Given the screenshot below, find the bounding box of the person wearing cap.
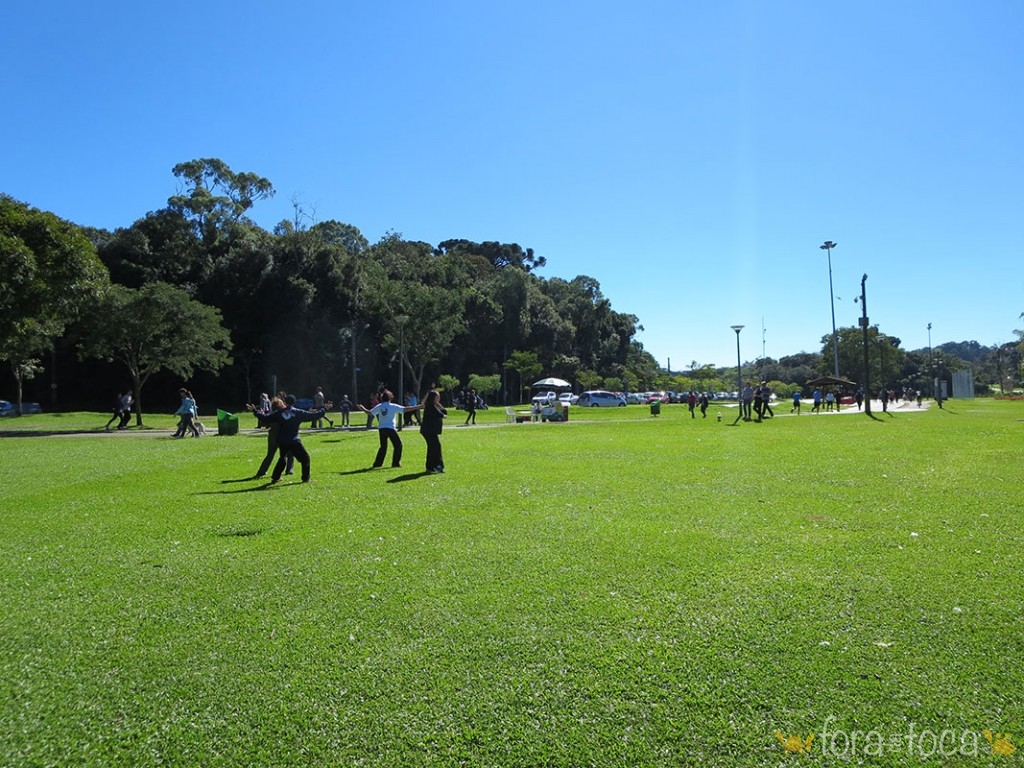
[254,394,326,483]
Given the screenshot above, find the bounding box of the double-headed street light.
[820,240,839,378]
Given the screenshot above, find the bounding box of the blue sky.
[3,1,1021,367]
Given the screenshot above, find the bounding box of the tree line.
[1,159,662,420]
[2,158,1021,419]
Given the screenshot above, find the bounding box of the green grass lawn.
[1,400,1021,766]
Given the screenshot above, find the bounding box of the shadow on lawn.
[196,482,279,495]
[387,471,434,483]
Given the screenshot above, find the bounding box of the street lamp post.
[350,322,369,405]
[820,241,839,378]
[927,322,933,397]
[397,315,409,429]
[858,274,871,415]
[731,325,744,417]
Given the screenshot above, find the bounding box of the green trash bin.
[650,401,661,416]
[217,408,239,436]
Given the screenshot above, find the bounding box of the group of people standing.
[740,381,774,422]
[244,386,449,483]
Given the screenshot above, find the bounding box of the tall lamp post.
[731,325,744,411]
[350,322,369,406]
[927,322,933,397]
[820,240,839,378]
[397,315,409,429]
[858,274,871,415]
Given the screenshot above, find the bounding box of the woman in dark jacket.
[419,390,448,473]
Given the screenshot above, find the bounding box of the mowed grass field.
[1,400,1021,767]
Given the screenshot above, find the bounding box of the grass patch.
[1,401,1021,766]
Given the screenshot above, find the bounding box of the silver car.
[578,390,626,407]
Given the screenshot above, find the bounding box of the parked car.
[647,391,671,404]
[532,391,557,406]
[0,399,42,416]
[577,390,626,407]
[625,392,647,404]
[558,392,579,406]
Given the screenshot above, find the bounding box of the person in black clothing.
[464,389,478,425]
[247,396,294,479]
[104,392,123,431]
[254,394,325,483]
[419,389,448,473]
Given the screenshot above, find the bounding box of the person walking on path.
[791,390,802,415]
[811,388,822,414]
[117,390,134,429]
[760,382,774,419]
[464,389,478,425]
[419,389,448,473]
[247,396,295,479]
[104,392,124,431]
[699,392,709,418]
[358,389,423,468]
[254,394,325,483]
[741,383,754,421]
[173,389,201,438]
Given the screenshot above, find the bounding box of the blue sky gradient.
[3,1,1021,366]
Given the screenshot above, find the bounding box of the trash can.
[217,408,239,436]
[563,404,569,422]
[650,401,661,416]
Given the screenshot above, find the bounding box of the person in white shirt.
[358,389,422,468]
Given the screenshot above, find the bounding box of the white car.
[577,390,626,407]
[532,391,557,406]
[558,393,579,406]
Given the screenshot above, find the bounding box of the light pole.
[397,315,409,429]
[820,241,839,378]
[731,325,744,414]
[350,322,369,405]
[858,274,871,415]
[927,322,933,397]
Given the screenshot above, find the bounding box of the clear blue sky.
[4,1,1021,367]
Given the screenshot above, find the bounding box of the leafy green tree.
[436,374,461,404]
[505,350,542,403]
[576,368,602,391]
[0,195,109,413]
[78,282,232,425]
[167,158,275,248]
[366,234,468,398]
[1016,314,1024,372]
[436,239,546,272]
[467,374,501,403]
[603,376,623,392]
[821,326,907,386]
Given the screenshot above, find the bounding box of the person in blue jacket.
[255,394,326,483]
